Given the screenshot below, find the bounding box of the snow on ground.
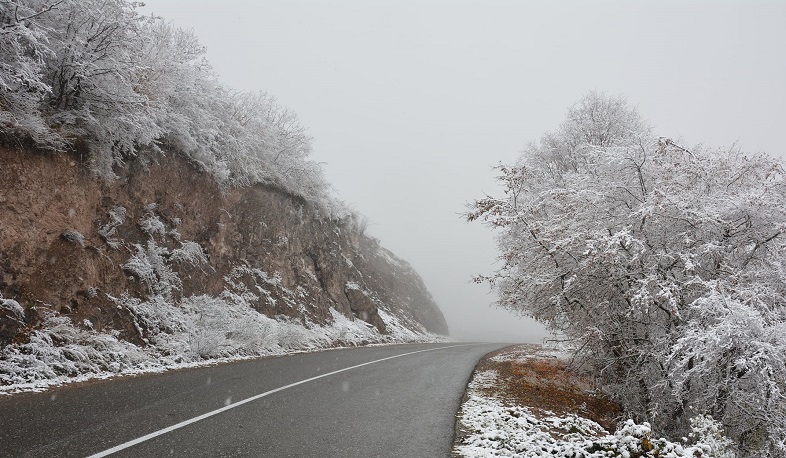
[454,348,734,458]
[0,226,448,394]
[487,341,579,365]
[0,293,445,395]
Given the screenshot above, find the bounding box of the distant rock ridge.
[0,146,447,388]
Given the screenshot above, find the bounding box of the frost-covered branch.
[0,0,354,220]
[468,92,786,457]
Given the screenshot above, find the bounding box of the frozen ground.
[0,295,445,395]
[453,346,734,458]
[0,220,446,394]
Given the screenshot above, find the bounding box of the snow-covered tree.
[135,18,233,179]
[40,0,162,177]
[0,0,349,219]
[468,92,786,457]
[0,0,62,145]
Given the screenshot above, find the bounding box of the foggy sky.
[141,1,786,343]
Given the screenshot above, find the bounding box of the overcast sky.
[141,1,785,343]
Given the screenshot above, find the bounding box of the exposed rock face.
[0,146,448,350]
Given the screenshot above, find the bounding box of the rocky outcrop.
[0,146,448,354]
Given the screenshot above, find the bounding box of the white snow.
[97,205,126,249]
[1,298,25,319]
[0,299,446,395]
[0,234,447,394]
[138,213,166,236]
[0,197,451,394]
[170,241,208,266]
[454,353,734,458]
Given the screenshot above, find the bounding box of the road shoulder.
[452,344,733,457]
[452,344,622,457]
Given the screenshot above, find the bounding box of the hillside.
[0,0,447,391]
[0,145,448,391]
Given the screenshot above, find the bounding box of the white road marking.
[87,344,470,457]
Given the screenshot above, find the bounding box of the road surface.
[0,342,507,457]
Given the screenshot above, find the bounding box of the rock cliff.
[0,146,448,388]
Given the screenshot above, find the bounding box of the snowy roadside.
[0,336,447,396]
[0,298,447,395]
[453,345,733,458]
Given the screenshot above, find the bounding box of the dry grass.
[474,345,622,432]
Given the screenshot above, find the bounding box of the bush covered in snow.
[0,308,152,386]
[0,213,443,393]
[0,297,24,320]
[468,92,786,456]
[0,285,442,393]
[0,292,442,393]
[455,369,734,458]
[0,0,351,219]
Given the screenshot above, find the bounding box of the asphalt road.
[0,342,507,457]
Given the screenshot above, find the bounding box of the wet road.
[0,342,507,457]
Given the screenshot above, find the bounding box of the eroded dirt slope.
[0,146,448,349]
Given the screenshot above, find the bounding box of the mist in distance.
[141,0,785,342]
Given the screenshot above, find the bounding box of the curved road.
[0,342,507,457]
